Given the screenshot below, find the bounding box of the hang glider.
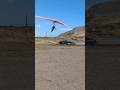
[35,16,68,32]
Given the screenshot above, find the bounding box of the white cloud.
[35,25,41,28]
[59,27,72,31]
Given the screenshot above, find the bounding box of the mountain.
[0,26,34,43]
[58,27,85,41]
[87,1,120,25]
[86,1,120,44]
[86,1,120,37]
[35,26,85,45]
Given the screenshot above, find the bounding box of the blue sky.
[35,0,85,37]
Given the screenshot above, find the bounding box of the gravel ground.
[35,45,85,90]
[86,46,120,90]
[0,43,34,90]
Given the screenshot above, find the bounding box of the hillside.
[0,26,34,44]
[58,27,85,40]
[86,1,120,44]
[0,26,85,45]
[86,1,120,37]
[36,27,85,45]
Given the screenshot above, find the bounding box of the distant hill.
[86,1,120,37]
[87,1,120,25]
[0,26,34,43]
[57,27,85,41]
[86,1,120,44]
[36,26,85,45]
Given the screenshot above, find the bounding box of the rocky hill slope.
[86,1,120,37]
[86,1,120,44]
[36,27,85,45]
[58,27,85,40]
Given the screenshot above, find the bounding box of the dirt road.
[35,45,85,90]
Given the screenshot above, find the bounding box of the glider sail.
[35,16,67,27]
[35,16,68,32]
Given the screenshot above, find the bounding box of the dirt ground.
[0,43,34,90]
[35,45,85,90]
[86,46,120,90]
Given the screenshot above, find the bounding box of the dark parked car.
[58,40,76,46]
[85,37,97,45]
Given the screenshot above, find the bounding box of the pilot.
[51,25,56,32]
